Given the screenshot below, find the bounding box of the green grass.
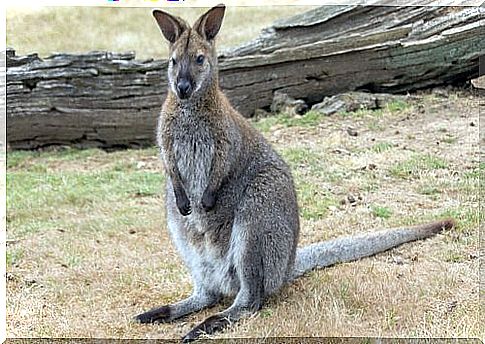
[385,308,399,330]
[281,147,324,173]
[462,162,485,180]
[338,100,411,132]
[7,6,314,59]
[8,170,164,237]
[7,149,164,238]
[253,111,324,133]
[259,308,273,318]
[371,142,393,153]
[444,251,465,263]
[6,248,24,268]
[298,180,337,220]
[279,146,347,184]
[385,100,410,113]
[371,205,392,219]
[389,154,448,179]
[440,136,457,144]
[267,146,339,220]
[338,99,411,118]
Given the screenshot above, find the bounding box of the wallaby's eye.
[171,57,177,65]
[196,55,205,65]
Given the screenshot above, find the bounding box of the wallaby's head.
[153,4,226,100]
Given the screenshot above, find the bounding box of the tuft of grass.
[371,142,393,153]
[297,180,336,221]
[65,254,83,268]
[444,251,465,263]
[7,150,38,169]
[280,147,325,177]
[252,116,281,133]
[440,136,457,144]
[385,100,410,113]
[253,111,324,133]
[259,308,273,318]
[371,205,393,219]
[367,120,385,132]
[389,154,448,179]
[462,162,485,180]
[329,100,409,136]
[385,308,399,330]
[6,248,24,268]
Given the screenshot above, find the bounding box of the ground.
[6,88,482,339]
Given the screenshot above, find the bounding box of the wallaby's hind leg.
[182,171,297,341]
[182,225,265,341]
[134,288,221,324]
[182,263,264,342]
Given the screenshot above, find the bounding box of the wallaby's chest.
[169,111,214,200]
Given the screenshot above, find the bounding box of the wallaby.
[134,4,455,341]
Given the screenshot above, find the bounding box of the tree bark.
[6,5,484,149]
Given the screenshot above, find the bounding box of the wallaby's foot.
[135,292,222,326]
[134,305,171,324]
[175,189,191,216]
[182,314,230,342]
[201,188,217,211]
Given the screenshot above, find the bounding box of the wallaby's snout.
[174,53,196,99]
[152,4,226,101]
[176,77,193,99]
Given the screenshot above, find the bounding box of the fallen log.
[6,5,484,149]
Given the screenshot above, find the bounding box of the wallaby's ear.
[152,9,189,44]
[194,4,226,41]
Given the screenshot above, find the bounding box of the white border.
[1,0,6,340]
[4,0,484,7]
[2,0,482,341]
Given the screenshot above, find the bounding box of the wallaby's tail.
[290,219,455,281]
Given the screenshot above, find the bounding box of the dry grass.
[6,89,482,339]
[6,5,314,59]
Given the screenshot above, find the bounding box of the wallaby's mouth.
[177,91,192,100]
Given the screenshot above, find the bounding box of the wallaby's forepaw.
[178,201,192,216]
[182,314,229,342]
[134,305,171,324]
[175,191,192,216]
[201,188,216,211]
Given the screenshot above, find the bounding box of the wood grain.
[6,5,484,149]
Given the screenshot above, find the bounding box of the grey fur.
[135,4,455,341]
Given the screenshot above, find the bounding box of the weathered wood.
[6,6,484,149]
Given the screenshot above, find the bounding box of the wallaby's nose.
[177,80,192,99]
